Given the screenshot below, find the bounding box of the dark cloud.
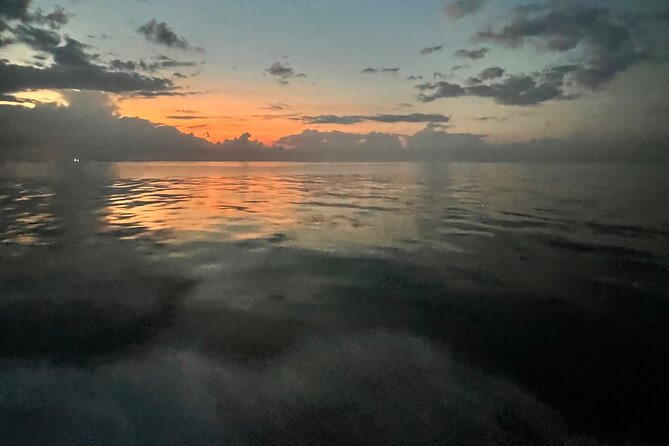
[478,66,505,80]
[0,0,31,20]
[11,23,60,51]
[137,19,202,52]
[413,4,664,106]
[107,56,198,77]
[2,19,177,96]
[0,0,70,28]
[420,44,443,55]
[406,75,423,81]
[361,67,399,74]
[110,59,137,71]
[51,37,95,66]
[0,91,211,161]
[444,0,489,20]
[415,81,465,99]
[454,47,489,60]
[475,3,654,88]
[303,113,449,125]
[416,72,574,106]
[0,59,174,94]
[265,62,306,85]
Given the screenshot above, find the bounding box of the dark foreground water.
[1,162,668,445]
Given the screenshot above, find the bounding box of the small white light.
[73,158,80,163]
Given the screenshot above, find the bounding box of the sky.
[0,0,668,160]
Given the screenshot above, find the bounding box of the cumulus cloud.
[454,47,489,60]
[265,61,306,85]
[474,3,658,89]
[417,74,575,106]
[0,14,178,96]
[444,0,489,20]
[137,19,202,52]
[302,113,450,125]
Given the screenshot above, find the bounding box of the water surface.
[1,162,668,444]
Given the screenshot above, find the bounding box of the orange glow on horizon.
[116,94,439,145]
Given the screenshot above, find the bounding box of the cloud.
[260,102,291,111]
[0,91,212,161]
[302,113,449,125]
[137,19,202,52]
[406,75,423,81]
[110,56,197,73]
[0,0,31,20]
[478,66,505,80]
[474,3,657,89]
[444,0,489,20]
[265,62,306,85]
[1,21,177,96]
[417,3,666,107]
[0,58,174,95]
[165,115,213,120]
[420,44,443,55]
[0,0,70,28]
[416,71,575,106]
[0,90,665,162]
[361,67,400,74]
[454,47,489,60]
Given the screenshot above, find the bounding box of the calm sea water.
[1,162,668,444]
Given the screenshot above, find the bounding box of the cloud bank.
[1,91,666,162]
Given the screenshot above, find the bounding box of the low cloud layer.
[0,92,666,162]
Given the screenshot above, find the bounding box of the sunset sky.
[1,0,668,151]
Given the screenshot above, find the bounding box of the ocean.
[1,162,668,444]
